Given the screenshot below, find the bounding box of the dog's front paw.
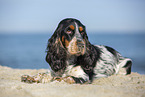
[21,75,37,83]
[51,77,63,82]
[51,76,75,84]
[63,76,75,84]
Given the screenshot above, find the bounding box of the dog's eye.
[66,30,72,34]
[81,32,84,35]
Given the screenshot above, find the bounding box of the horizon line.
[0,30,145,34]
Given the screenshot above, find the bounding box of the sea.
[0,32,145,74]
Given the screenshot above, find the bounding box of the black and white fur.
[57,45,132,83]
[21,18,132,84]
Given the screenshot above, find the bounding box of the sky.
[0,0,145,33]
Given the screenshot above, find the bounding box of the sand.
[0,65,145,97]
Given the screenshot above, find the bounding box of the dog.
[21,18,132,84]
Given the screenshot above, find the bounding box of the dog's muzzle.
[67,37,86,55]
[76,39,85,53]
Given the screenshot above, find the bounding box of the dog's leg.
[117,58,132,75]
[63,65,89,84]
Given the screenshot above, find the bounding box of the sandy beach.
[0,65,145,97]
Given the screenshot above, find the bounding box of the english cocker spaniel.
[21,18,132,84]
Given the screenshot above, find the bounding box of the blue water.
[0,32,145,74]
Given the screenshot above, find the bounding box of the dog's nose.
[76,39,84,46]
[76,39,85,54]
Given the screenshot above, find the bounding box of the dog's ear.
[45,23,67,73]
[82,26,90,46]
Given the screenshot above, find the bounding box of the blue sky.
[0,0,145,33]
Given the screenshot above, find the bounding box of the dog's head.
[49,18,89,56]
[60,18,88,55]
[46,18,90,72]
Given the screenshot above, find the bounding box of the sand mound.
[0,65,145,97]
